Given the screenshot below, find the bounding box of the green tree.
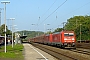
[53,28,63,33]
[0,24,11,36]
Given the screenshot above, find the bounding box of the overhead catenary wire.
[36,0,57,31]
[51,1,90,31]
[38,0,67,26]
[62,1,90,18]
[37,0,57,23]
[41,0,57,18]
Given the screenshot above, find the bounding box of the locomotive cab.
[61,31,76,48]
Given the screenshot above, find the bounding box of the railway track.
[76,43,90,49]
[32,43,77,60]
[31,43,90,60]
[68,48,90,55]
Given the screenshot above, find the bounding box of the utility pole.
[1,1,10,53]
[0,8,3,26]
[62,22,66,30]
[76,19,77,29]
[80,24,82,43]
[10,18,15,48]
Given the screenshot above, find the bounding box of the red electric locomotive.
[52,31,76,48]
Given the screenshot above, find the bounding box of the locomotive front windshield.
[64,33,74,36]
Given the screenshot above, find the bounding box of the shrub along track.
[31,43,90,60]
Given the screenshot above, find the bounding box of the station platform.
[23,43,57,60]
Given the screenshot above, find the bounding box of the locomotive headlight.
[72,38,74,40]
[64,38,67,40]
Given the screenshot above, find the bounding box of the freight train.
[28,30,76,48]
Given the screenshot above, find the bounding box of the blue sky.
[0,0,90,32]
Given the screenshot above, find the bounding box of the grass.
[0,44,24,60]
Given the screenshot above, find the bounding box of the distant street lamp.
[1,1,10,53]
[44,24,50,34]
[14,26,18,45]
[31,24,35,25]
[10,18,15,48]
[31,24,39,36]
